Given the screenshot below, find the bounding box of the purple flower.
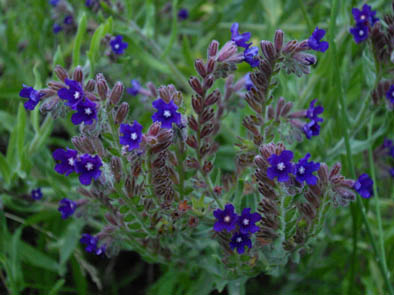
[75,154,103,186]
[231,23,251,49]
[49,0,59,6]
[213,203,238,232]
[53,148,78,176]
[53,23,62,34]
[31,188,43,200]
[19,85,44,111]
[390,168,394,178]
[80,234,106,255]
[267,150,295,182]
[244,73,254,91]
[385,85,394,105]
[352,4,379,26]
[85,0,95,7]
[58,198,77,219]
[350,23,369,44]
[238,208,261,234]
[389,146,394,158]
[63,15,73,25]
[353,173,374,199]
[58,79,84,109]
[127,79,141,96]
[294,153,320,186]
[308,27,329,53]
[71,99,97,126]
[152,98,182,129]
[303,120,321,139]
[178,8,189,20]
[383,138,393,148]
[244,45,259,68]
[119,121,143,151]
[306,99,324,122]
[229,232,252,254]
[110,35,128,55]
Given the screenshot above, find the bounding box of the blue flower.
[85,0,95,7]
[178,8,189,20]
[230,23,251,49]
[49,0,59,6]
[53,148,78,176]
[152,98,182,129]
[127,79,141,96]
[244,73,254,91]
[31,188,43,200]
[386,85,394,105]
[63,15,73,25]
[267,150,295,182]
[294,153,320,186]
[390,168,394,178]
[58,198,77,219]
[229,232,252,254]
[80,234,106,255]
[119,121,143,151]
[110,35,128,55]
[353,173,373,199]
[58,79,84,109]
[308,27,329,52]
[75,154,103,186]
[244,45,259,68]
[19,85,44,111]
[350,23,369,44]
[71,99,98,126]
[352,4,379,26]
[53,23,62,34]
[303,120,321,139]
[238,208,261,234]
[213,203,238,232]
[306,99,324,122]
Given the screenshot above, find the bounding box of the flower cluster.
[19,85,45,111]
[353,173,374,199]
[350,4,379,43]
[231,23,259,68]
[58,198,77,219]
[213,204,261,254]
[303,99,324,139]
[80,234,106,255]
[307,27,329,52]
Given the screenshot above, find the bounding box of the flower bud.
[274,30,284,54]
[73,66,83,83]
[217,41,237,62]
[48,81,65,91]
[185,157,200,169]
[206,58,216,75]
[203,75,214,90]
[85,79,96,92]
[110,156,122,183]
[115,102,129,125]
[110,81,124,105]
[191,96,204,114]
[54,65,68,82]
[146,82,157,98]
[208,40,219,57]
[195,59,207,78]
[186,135,198,149]
[97,75,109,101]
[202,160,213,174]
[205,89,220,106]
[189,76,204,96]
[260,41,276,60]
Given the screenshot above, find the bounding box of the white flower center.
[85,162,94,171]
[359,30,364,36]
[298,166,305,174]
[236,237,242,243]
[360,15,366,20]
[277,162,285,171]
[391,91,394,98]
[163,110,172,118]
[131,132,137,140]
[224,216,231,223]
[68,158,75,166]
[84,108,92,115]
[114,43,120,49]
[242,218,249,225]
[74,92,80,99]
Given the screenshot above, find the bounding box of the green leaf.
[48,279,65,295]
[72,13,87,68]
[59,219,84,271]
[20,241,60,273]
[0,152,11,186]
[53,45,65,68]
[16,103,27,164]
[88,17,112,74]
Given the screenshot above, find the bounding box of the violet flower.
[63,15,73,25]
[213,203,238,232]
[53,148,78,176]
[80,233,106,255]
[353,173,374,199]
[306,99,324,122]
[49,0,59,6]
[308,27,329,52]
[178,8,189,20]
[53,23,62,34]
[244,73,254,91]
[119,121,143,151]
[229,232,252,254]
[58,198,77,219]
[31,188,43,200]
[390,168,394,178]
[19,85,44,111]
[303,120,321,139]
[238,208,261,234]
[75,154,103,185]
[386,85,394,105]
[127,79,141,96]
[244,45,259,68]
[58,79,85,109]
[352,4,379,26]
[231,22,252,49]
[350,23,369,44]
[110,35,128,55]
[294,153,320,186]
[267,150,295,182]
[71,99,97,126]
[152,98,182,129]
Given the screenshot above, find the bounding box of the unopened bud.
[260,41,276,60]
[110,156,122,183]
[115,102,129,124]
[195,59,207,78]
[97,76,109,101]
[73,66,83,83]
[54,65,68,82]
[85,79,96,92]
[110,81,124,105]
[189,76,204,96]
[208,40,219,57]
[274,30,284,54]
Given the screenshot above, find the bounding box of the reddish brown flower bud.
[203,75,214,90]
[110,156,122,183]
[188,216,199,227]
[267,105,275,120]
[73,66,83,83]
[48,81,65,91]
[329,162,342,179]
[110,81,124,105]
[146,82,157,98]
[281,102,293,117]
[208,40,219,57]
[202,160,213,174]
[274,30,284,54]
[206,58,216,75]
[260,41,276,60]
[205,89,220,106]
[148,122,161,136]
[115,102,129,125]
[187,115,199,131]
[186,135,198,149]
[97,76,109,101]
[85,79,96,92]
[91,137,105,158]
[275,97,285,120]
[200,124,213,139]
[54,65,68,82]
[191,96,204,114]
[189,77,204,96]
[214,186,223,195]
[195,59,207,78]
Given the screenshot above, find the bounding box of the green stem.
[367,113,393,295]
[297,0,313,33]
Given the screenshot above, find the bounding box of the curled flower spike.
[53,148,78,176]
[308,27,329,52]
[350,23,369,44]
[119,121,143,151]
[213,203,238,232]
[58,198,77,219]
[230,232,252,254]
[244,45,259,68]
[127,79,141,96]
[294,153,320,186]
[267,150,295,182]
[19,85,44,111]
[352,4,379,26]
[306,99,324,122]
[75,154,103,185]
[71,99,97,126]
[110,35,128,55]
[80,233,106,255]
[31,188,43,200]
[353,173,374,199]
[386,85,394,105]
[238,208,261,234]
[231,22,252,49]
[152,98,182,129]
[58,79,85,110]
